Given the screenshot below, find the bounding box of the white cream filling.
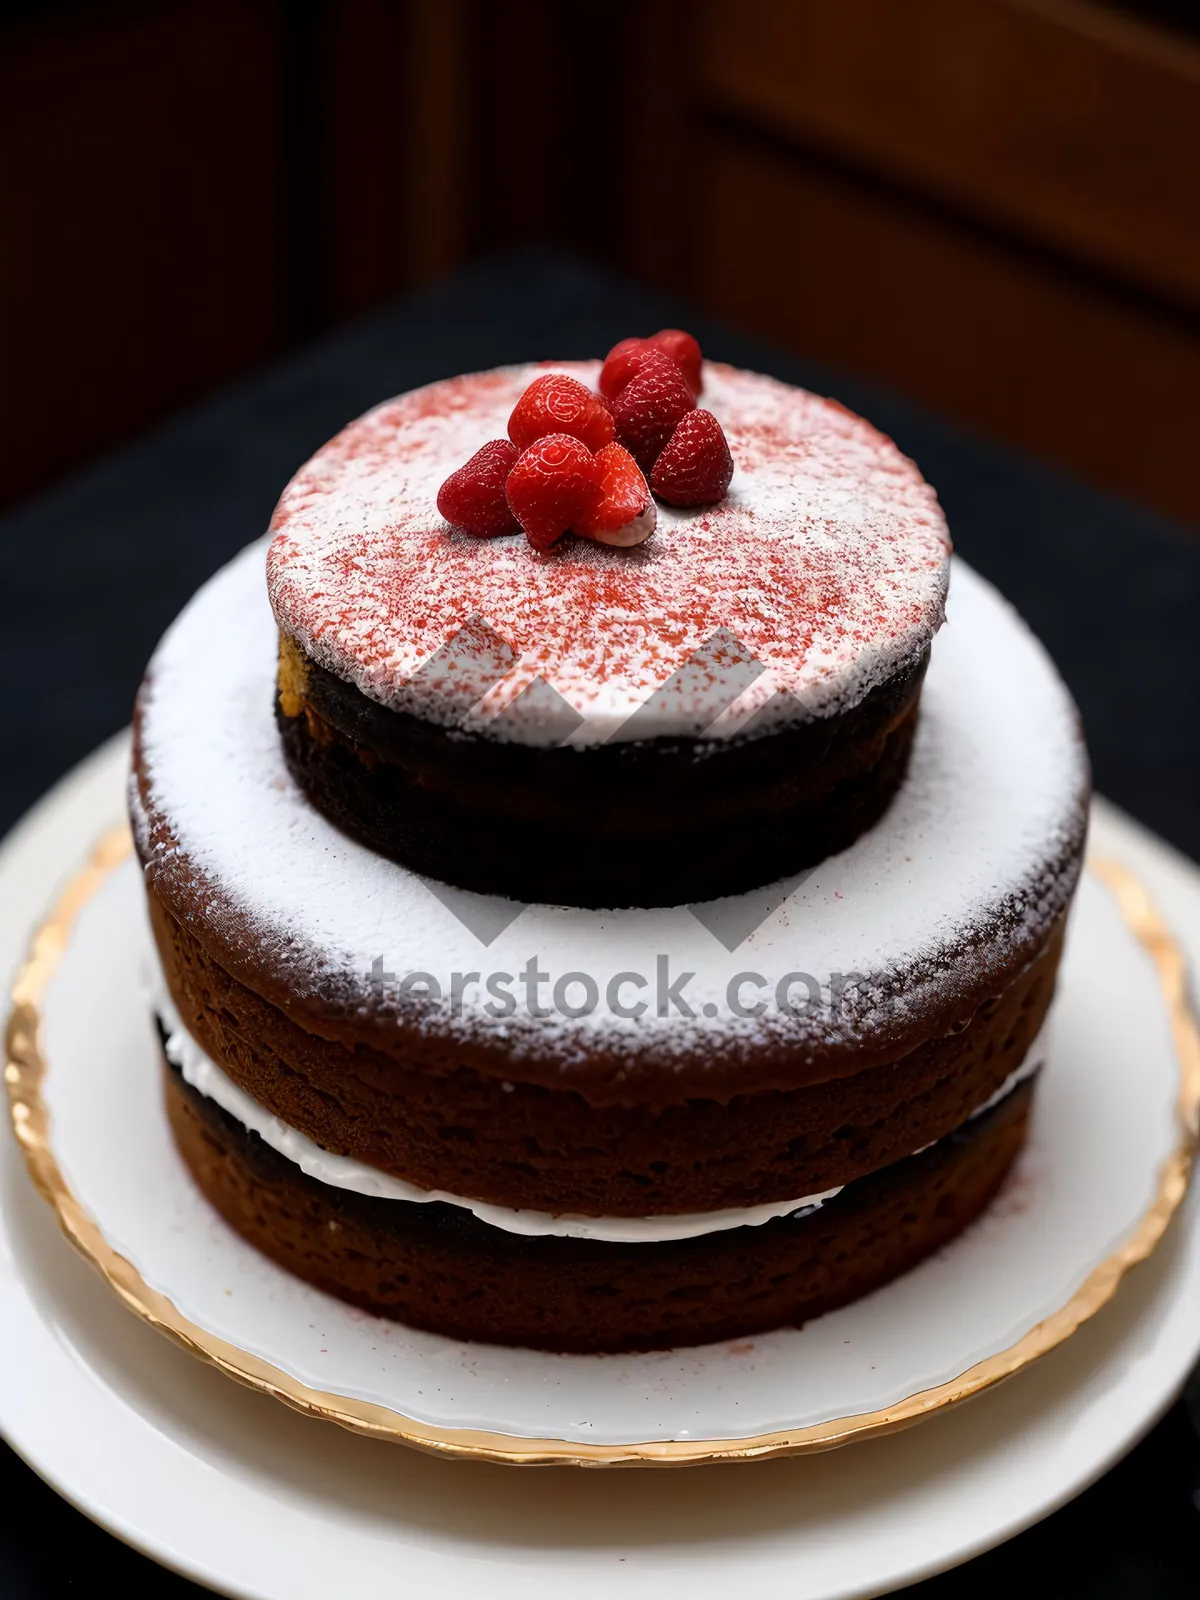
[971,1036,1046,1119]
[153,976,1047,1245]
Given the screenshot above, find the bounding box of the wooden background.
[3,0,1198,524]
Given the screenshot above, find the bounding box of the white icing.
[266,362,950,745]
[153,977,1047,1243]
[134,541,1086,1083]
[971,1037,1046,1118]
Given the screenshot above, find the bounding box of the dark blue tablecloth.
[2,251,1198,1595]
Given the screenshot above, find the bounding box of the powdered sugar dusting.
[133,542,1087,1096]
[266,363,950,744]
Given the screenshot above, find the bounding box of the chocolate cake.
[131,346,1089,1353]
[267,363,946,907]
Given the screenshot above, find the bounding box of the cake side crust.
[274,636,927,906]
[149,881,1062,1215]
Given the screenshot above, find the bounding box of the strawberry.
[436,439,520,537]
[598,337,651,401]
[508,372,614,454]
[505,434,604,550]
[650,410,733,507]
[611,350,696,469]
[600,329,704,400]
[647,328,703,396]
[574,443,656,547]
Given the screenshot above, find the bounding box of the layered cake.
[131,333,1089,1352]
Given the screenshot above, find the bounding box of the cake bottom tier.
[165,1055,1033,1354]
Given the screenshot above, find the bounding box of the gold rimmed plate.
[6,828,1200,1467]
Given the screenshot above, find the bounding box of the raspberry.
[648,328,703,396]
[436,439,520,537]
[650,410,733,507]
[505,434,604,550]
[611,350,696,468]
[574,443,656,547]
[508,372,614,454]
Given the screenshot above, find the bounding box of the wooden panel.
[2,0,1194,524]
[697,0,1200,309]
[328,0,469,316]
[463,0,672,270]
[698,133,1200,522]
[621,0,704,289]
[405,0,469,287]
[0,2,286,508]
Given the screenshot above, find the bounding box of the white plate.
[3,736,1200,1597]
[23,839,1188,1453]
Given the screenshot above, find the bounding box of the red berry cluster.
[436,328,734,552]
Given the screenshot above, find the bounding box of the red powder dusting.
[267,362,950,742]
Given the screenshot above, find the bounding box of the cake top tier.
[267,362,951,746]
